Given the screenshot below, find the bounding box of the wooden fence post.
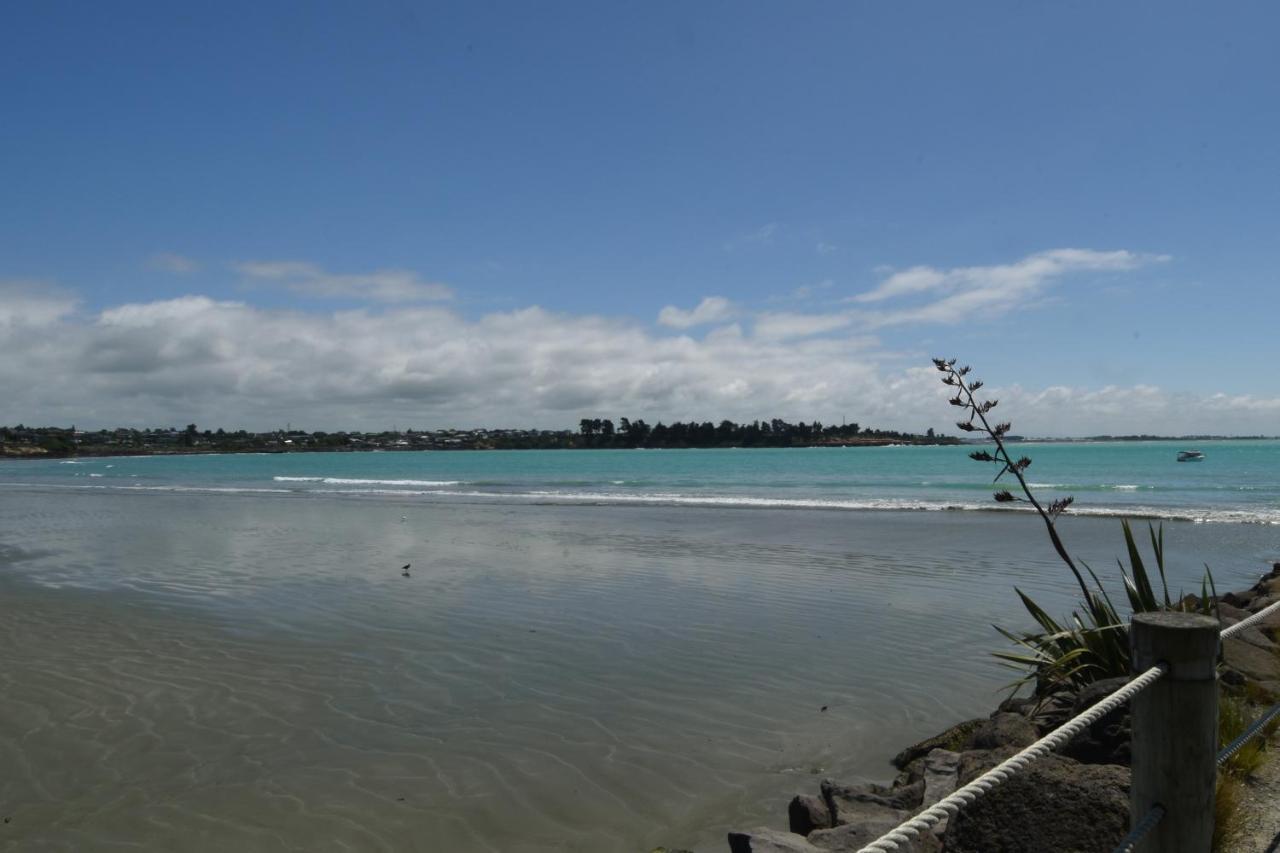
[1130,611,1219,852]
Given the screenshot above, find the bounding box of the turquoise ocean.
[0,441,1276,851]
[10,439,1280,524]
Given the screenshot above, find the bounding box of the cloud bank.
[850,249,1169,326]
[1,274,1276,435]
[657,296,733,328]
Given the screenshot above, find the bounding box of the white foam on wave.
[311,486,1280,525]
[272,476,462,486]
[3,480,1277,525]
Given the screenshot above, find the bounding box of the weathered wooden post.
[1130,611,1219,852]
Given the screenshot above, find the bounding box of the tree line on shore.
[0,418,957,456]
[570,417,955,448]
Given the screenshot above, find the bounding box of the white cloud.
[235,260,453,303]
[1,247,1269,435]
[657,296,733,328]
[848,249,1169,326]
[0,281,78,328]
[0,287,1274,436]
[148,252,200,274]
[753,311,854,341]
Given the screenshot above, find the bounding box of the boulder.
[788,794,832,836]
[955,746,1020,786]
[918,749,962,837]
[995,695,1038,717]
[1221,589,1256,609]
[1223,634,1280,684]
[1218,602,1278,646]
[970,713,1038,751]
[941,754,1129,852]
[822,779,922,824]
[808,817,940,852]
[728,828,822,853]
[892,719,984,769]
[1027,691,1076,735]
[1061,676,1132,765]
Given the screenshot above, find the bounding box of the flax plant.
[933,358,1217,694]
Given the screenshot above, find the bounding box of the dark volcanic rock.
[955,746,1020,786]
[921,749,961,806]
[996,695,1038,717]
[728,827,821,852]
[808,818,942,852]
[970,713,1038,750]
[892,719,984,769]
[941,754,1129,853]
[821,778,923,822]
[1223,634,1280,684]
[788,794,832,836]
[1027,690,1076,734]
[1061,676,1132,765]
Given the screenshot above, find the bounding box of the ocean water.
[0,443,1277,852]
[9,439,1280,524]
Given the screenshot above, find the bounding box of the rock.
[1222,590,1256,609]
[807,815,939,852]
[919,749,962,836]
[995,695,1038,717]
[1254,680,1280,700]
[970,713,1038,750]
[922,749,961,806]
[892,719,984,768]
[955,746,1020,786]
[1061,676,1132,765]
[894,755,928,789]
[1218,602,1278,646]
[941,754,1129,852]
[788,794,832,836]
[1027,691,1075,734]
[1223,634,1280,684]
[822,779,923,823]
[728,827,823,853]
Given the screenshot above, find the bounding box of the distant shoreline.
[1,437,959,460]
[4,433,1279,461]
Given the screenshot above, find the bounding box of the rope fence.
[854,664,1167,853]
[854,593,1280,853]
[1220,596,1280,639]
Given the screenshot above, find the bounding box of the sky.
[2,1,1278,436]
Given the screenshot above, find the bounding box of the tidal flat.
[0,486,1275,852]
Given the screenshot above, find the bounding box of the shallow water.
[0,466,1276,851]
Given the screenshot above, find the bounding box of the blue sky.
[2,2,1277,433]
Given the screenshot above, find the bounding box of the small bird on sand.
[400,515,407,522]
[401,563,411,577]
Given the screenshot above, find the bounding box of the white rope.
[855,663,1167,853]
[853,593,1276,852]
[1219,596,1280,640]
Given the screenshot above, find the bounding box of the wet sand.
[0,489,1274,851]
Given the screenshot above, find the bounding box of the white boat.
[1177,450,1204,462]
